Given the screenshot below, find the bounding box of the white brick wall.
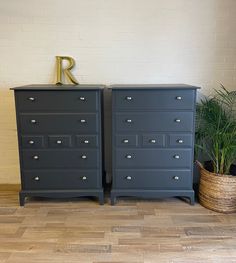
[0,0,236,183]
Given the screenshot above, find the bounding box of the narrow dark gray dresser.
[11,84,104,206]
[110,84,200,205]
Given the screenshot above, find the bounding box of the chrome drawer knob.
[56,140,62,144]
[173,176,179,180]
[30,119,36,124]
[126,119,132,123]
[81,155,87,159]
[80,119,86,123]
[174,155,180,159]
[28,97,35,101]
[82,176,87,180]
[126,154,132,159]
[126,96,132,101]
[126,176,132,180]
[123,139,129,143]
[34,176,40,181]
[150,139,156,143]
[79,97,85,101]
[84,140,89,144]
[28,140,34,145]
[176,96,182,100]
[33,155,39,160]
[175,119,181,123]
[177,139,184,144]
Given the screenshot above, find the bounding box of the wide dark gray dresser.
[11,84,104,206]
[110,84,200,205]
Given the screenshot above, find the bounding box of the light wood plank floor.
[0,190,236,263]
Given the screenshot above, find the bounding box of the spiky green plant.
[195,85,236,175]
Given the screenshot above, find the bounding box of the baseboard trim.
[0,184,20,191]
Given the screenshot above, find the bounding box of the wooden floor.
[0,190,236,263]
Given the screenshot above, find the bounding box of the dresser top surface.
[110,84,200,90]
[11,84,105,91]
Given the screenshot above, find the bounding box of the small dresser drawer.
[116,149,192,168]
[115,112,194,132]
[19,113,98,134]
[21,136,44,148]
[113,90,195,110]
[22,149,99,169]
[115,170,192,189]
[116,135,138,147]
[15,91,98,112]
[23,170,100,190]
[76,135,98,148]
[48,135,71,148]
[142,134,165,147]
[169,134,193,148]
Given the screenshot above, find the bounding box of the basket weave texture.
[197,161,236,213]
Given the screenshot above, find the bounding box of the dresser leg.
[98,194,104,205]
[110,195,116,206]
[190,194,195,205]
[19,193,25,206]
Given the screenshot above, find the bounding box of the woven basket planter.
[197,161,236,213]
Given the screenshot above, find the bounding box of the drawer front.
[76,135,98,148]
[48,135,72,148]
[15,91,98,112]
[115,112,193,132]
[116,135,138,147]
[19,113,98,134]
[21,136,44,148]
[23,170,100,190]
[22,150,99,169]
[115,149,192,168]
[114,170,192,189]
[169,134,193,148]
[113,90,195,110]
[142,134,165,147]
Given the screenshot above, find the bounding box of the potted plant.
[195,85,236,213]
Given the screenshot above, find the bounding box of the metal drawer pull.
[123,139,129,143]
[79,97,85,101]
[30,119,37,124]
[33,155,39,160]
[28,140,34,144]
[84,140,89,144]
[126,96,132,101]
[126,176,132,180]
[126,154,132,159]
[126,119,132,123]
[82,176,87,180]
[80,119,86,123]
[176,96,182,100]
[174,155,180,159]
[34,176,40,181]
[81,155,87,159]
[28,97,35,101]
[173,176,179,180]
[150,139,156,143]
[56,140,62,144]
[177,139,184,144]
[175,119,181,123]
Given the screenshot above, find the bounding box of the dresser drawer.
[115,112,194,132]
[48,135,72,148]
[114,170,192,189]
[116,149,192,168]
[142,134,165,147]
[19,113,98,134]
[22,149,99,169]
[168,134,193,148]
[116,135,138,147]
[76,135,98,148]
[15,91,98,112]
[21,136,44,148]
[23,170,100,190]
[113,90,195,110]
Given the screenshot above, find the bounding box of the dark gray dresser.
[110,84,200,205]
[11,84,104,206]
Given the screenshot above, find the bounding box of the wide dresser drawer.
[23,170,100,190]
